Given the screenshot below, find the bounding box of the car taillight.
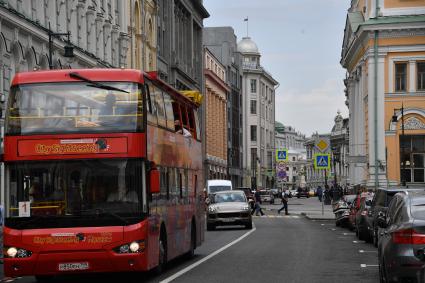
[392,229,425,244]
[361,210,367,216]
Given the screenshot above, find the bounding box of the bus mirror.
[150,169,160,194]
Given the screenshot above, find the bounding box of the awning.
[180,90,204,106]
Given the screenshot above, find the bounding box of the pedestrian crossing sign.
[276,149,288,161]
[314,153,331,170]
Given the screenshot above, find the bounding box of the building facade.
[238,37,278,190]
[341,0,425,188]
[305,133,331,188]
[156,0,209,92]
[204,48,229,180]
[275,122,307,189]
[330,112,350,187]
[203,26,244,187]
[126,0,157,72]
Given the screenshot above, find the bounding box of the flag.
[244,17,248,22]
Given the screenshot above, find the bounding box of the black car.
[355,195,374,242]
[378,190,425,282]
[370,187,422,247]
[296,188,309,198]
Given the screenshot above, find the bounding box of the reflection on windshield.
[209,186,231,193]
[8,159,143,219]
[214,192,246,203]
[6,82,143,135]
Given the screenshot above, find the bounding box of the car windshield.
[209,185,231,193]
[214,192,246,203]
[5,159,145,229]
[6,82,143,135]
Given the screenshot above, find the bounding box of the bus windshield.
[6,82,143,135]
[6,159,146,229]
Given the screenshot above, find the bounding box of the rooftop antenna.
[244,17,249,37]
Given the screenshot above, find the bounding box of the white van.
[207,179,232,195]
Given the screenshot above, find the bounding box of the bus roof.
[11,69,145,86]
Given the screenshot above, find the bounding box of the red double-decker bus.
[2,69,204,280]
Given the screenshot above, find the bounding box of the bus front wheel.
[154,231,167,274]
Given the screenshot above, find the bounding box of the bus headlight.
[5,247,32,258]
[114,240,145,254]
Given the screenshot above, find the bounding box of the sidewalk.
[262,197,335,220]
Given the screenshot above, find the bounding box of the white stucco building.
[238,36,279,189]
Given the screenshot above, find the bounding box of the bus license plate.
[58,262,89,271]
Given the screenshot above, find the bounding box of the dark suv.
[370,187,420,247]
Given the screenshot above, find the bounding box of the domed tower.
[237,37,261,67]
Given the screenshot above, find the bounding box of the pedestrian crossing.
[252,215,300,219]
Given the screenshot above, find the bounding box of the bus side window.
[169,168,177,201]
[160,167,168,199]
[194,174,198,203]
[152,85,167,128]
[193,109,201,141]
[184,168,189,201]
[180,105,189,132]
[145,82,158,125]
[187,107,196,139]
[178,170,183,199]
[162,91,176,131]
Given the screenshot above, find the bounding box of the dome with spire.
[237,37,260,54]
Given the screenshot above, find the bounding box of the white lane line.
[359,250,378,253]
[160,224,257,283]
[353,240,366,244]
[360,264,379,268]
[342,232,355,236]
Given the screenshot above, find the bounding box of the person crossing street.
[251,188,265,216]
[278,189,289,215]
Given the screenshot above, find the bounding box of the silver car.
[207,190,252,231]
[378,190,425,282]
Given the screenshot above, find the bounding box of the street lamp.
[392,103,406,186]
[48,23,74,69]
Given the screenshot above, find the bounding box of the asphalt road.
[1,212,379,283]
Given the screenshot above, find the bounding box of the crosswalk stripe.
[252,215,300,219]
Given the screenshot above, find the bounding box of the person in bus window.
[100,93,116,116]
[174,120,191,137]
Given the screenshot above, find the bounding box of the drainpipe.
[373,0,379,190]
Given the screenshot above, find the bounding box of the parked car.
[369,187,418,247]
[355,195,374,242]
[333,194,356,227]
[259,189,275,204]
[348,192,374,230]
[207,190,252,230]
[378,190,425,283]
[289,189,297,198]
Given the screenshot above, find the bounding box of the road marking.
[353,240,366,244]
[252,215,299,219]
[360,264,379,268]
[359,250,378,253]
[342,232,355,236]
[160,223,257,283]
[328,228,337,231]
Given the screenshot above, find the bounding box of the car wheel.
[207,223,215,231]
[335,220,340,227]
[35,276,54,283]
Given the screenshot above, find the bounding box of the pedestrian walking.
[317,185,323,202]
[251,188,265,216]
[278,189,289,215]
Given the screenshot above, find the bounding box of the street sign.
[315,139,329,152]
[276,149,288,161]
[314,153,331,170]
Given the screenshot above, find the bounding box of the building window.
[400,135,425,183]
[250,79,257,93]
[418,62,425,91]
[251,148,257,169]
[250,100,257,114]
[395,63,407,92]
[250,125,257,142]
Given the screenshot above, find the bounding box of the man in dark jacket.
[278,190,289,215]
[251,189,265,216]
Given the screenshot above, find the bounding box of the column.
[409,60,416,93]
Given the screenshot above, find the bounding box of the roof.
[237,37,260,54]
[363,14,425,26]
[348,11,364,33]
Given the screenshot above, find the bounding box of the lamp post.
[392,103,406,186]
[48,23,74,69]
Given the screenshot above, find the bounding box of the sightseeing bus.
[1,69,204,280]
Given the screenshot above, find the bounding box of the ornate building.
[126,0,157,72]
[156,0,209,92]
[0,0,129,143]
[204,48,229,179]
[238,37,279,190]
[330,112,350,187]
[341,0,425,188]
[203,26,243,187]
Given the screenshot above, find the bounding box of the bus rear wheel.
[186,221,196,259]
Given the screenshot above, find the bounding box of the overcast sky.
[203,0,349,137]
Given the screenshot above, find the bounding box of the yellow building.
[341,0,425,188]
[126,0,157,71]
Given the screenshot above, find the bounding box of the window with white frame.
[418,62,425,91]
[395,63,407,92]
[250,79,257,93]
